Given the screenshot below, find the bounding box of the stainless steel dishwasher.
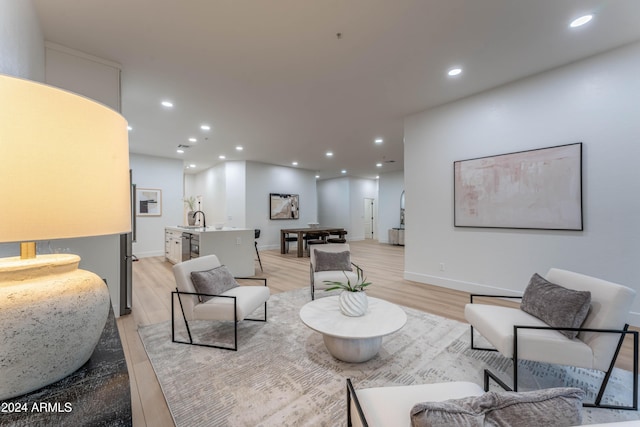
[181,233,191,261]
[189,234,200,259]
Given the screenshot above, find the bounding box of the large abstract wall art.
[454,143,582,230]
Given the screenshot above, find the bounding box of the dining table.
[280,227,346,257]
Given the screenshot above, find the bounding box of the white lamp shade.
[0,74,131,242]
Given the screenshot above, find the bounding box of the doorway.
[364,198,376,240]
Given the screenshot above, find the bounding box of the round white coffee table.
[299,295,407,363]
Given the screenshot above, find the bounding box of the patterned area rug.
[139,289,640,426]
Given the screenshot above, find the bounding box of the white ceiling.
[33,0,640,179]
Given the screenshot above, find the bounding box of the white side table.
[299,296,407,362]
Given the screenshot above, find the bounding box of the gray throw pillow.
[314,250,352,272]
[520,273,591,339]
[190,265,239,302]
[410,387,584,427]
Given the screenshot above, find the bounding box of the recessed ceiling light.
[374,138,383,144]
[341,170,347,174]
[161,100,173,108]
[376,175,379,179]
[315,175,320,179]
[236,146,243,151]
[177,149,184,154]
[201,124,211,131]
[448,68,463,77]
[188,137,197,143]
[570,14,593,28]
[326,151,333,157]
[376,163,382,167]
[189,164,196,168]
[219,155,226,160]
[127,126,132,131]
[292,161,298,166]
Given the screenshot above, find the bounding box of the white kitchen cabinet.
[165,229,183,264]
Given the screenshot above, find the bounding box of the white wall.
[45,42,121,112]
[245,162,318,249]
[185,161,318,250]
[187,163,227,225]
[187,161,249,228]
[404,42,640,324]
[317,177,378,241]
[378,171,404,243]
[0,0,44,81]
[318,178,350,232]
[225,161,247,228]
[130,154,184,257]
[349,178,378,241]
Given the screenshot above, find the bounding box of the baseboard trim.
[404,271,519,296]
[134,250,165,258]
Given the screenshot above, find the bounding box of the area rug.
[139,289,640,426]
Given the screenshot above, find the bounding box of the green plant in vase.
[184,196,197,225]
[184,196,197,211]
[324,264,371,292]
[324,264,371,317]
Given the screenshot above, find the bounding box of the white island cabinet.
[165,227,255,277]
[165,229,183,264]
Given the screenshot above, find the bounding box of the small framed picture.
[136,188,162,216]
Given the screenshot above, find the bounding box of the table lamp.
[0,74,131,400]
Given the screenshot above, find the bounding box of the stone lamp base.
[0,254,110,400]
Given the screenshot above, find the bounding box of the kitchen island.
[165,226,255,277]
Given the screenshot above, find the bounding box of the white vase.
[339,291,368,317]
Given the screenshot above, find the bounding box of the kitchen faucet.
[192,210,206,228]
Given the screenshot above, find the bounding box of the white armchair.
[310,243,358,300]
[464,268,638,410]
[172,254,270,351]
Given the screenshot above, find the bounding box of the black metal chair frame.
[171,277,268,351]
[254,229,263,272]
[346,378,369,427]
[469,294,639,410]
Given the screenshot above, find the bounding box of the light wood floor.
[117,239,638,427]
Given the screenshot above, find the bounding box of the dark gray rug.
[139,289,640,426]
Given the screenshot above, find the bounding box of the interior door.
[364,198,375,239]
